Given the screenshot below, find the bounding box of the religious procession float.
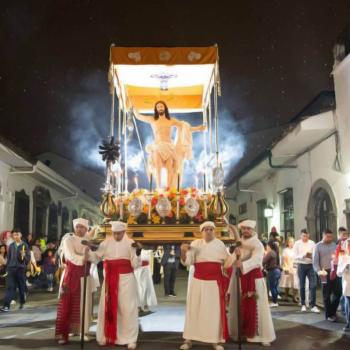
[97,45,230,243]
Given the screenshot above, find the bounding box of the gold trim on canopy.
[109,46,219,113]
[110,46,218,65]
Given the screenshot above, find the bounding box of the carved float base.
[97,223,231,243]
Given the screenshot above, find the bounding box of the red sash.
[194,262,229,341]
[141,260,149,267]
[240,268,263,338]
[55,260,90,341]
[104,259,133,345]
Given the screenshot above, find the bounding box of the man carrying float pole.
[180,221,234,350]
[55,218,94,345]
[227,220,276,346]
[87,221,141,349]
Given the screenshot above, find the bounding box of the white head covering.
[343,238,350,255]
[200,221,216,232]
[111,221,128,232]
[238,220,256,230]
[73,218,89,230]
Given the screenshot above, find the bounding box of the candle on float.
[149,173,153,192]
[177,173,180,192]
[134,176,139,190]
[203,172,207,192]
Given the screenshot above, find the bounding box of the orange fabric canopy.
[110,46,218,65]
[109,46,218,113]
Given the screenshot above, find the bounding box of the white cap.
[73,218,89,230]
[238,220,256,230]
[200,221,216,232]
[111,221,127,232]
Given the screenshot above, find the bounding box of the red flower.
[179,198,185,206]
[151,198,158,206]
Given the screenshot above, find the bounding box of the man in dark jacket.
[0,229,30,312]
[161,244,180,297]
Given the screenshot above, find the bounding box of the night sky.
[1,1,350,184]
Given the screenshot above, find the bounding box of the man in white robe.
[88,221,141,349]
[180,221,234,350]
[227,220,276,346]
[134,249,157,312]
[55,218,94,345]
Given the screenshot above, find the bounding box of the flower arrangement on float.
[112,187,214,225]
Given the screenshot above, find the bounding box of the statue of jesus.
[133,101,205,189]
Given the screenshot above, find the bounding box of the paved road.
[0,273,349,349]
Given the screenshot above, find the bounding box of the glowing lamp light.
[264,208,273,218]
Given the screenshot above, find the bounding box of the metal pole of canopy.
[110,85,115,138]
[118,104,122,143]
[117,102,122,194]
[208,97,213,158]
[202,106,208,192]
[132,116,148,176]
[214,63,219,166]
[123,108,128,193]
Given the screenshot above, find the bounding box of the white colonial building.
[0,139,102,241]
[227,38,350,242]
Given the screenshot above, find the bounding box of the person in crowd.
[293,228,319,313]
[4,231,14,248]
[279,237,299,302]
[153,246,163,284]
[337,238,350,332]
[263,240,281,307]
[313,229,341,322]
[161,244,180,297]
[25,233,34,246]
[332,227,349,315]
[87,221,141,349]
[134,249,157,312]
[55,218,94,345]
[42,248,56,292]
[26,245,41,287]
[0,229,30,312]
[32,239,43,265]
[227,220,276,346]
[180,221,234,350]
[0,244,7,287]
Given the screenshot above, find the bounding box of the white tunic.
[134,249,157,309]
[90,234,140,345]
[337,254,350,296]
[279,247,298,289]
[228,235,276,344]
[59,233,94,333]
[182,238,233,344]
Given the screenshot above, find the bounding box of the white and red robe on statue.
[182,238,234,344]
[89,234,140,346]
[134,249,157,309]
[55,234,94,341]
[228,234,276,344]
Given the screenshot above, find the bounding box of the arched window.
[48,203,58,242]
[61,207,70,235]
[13,190,30,238]
[307,179,337,242]
[33,186,51,237]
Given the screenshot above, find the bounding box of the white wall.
[230,132,350,240]
[0,160,101,237]
[334,54,350,173]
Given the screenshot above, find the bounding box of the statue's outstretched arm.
[190,124,207,133]
[132,107,152,124]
